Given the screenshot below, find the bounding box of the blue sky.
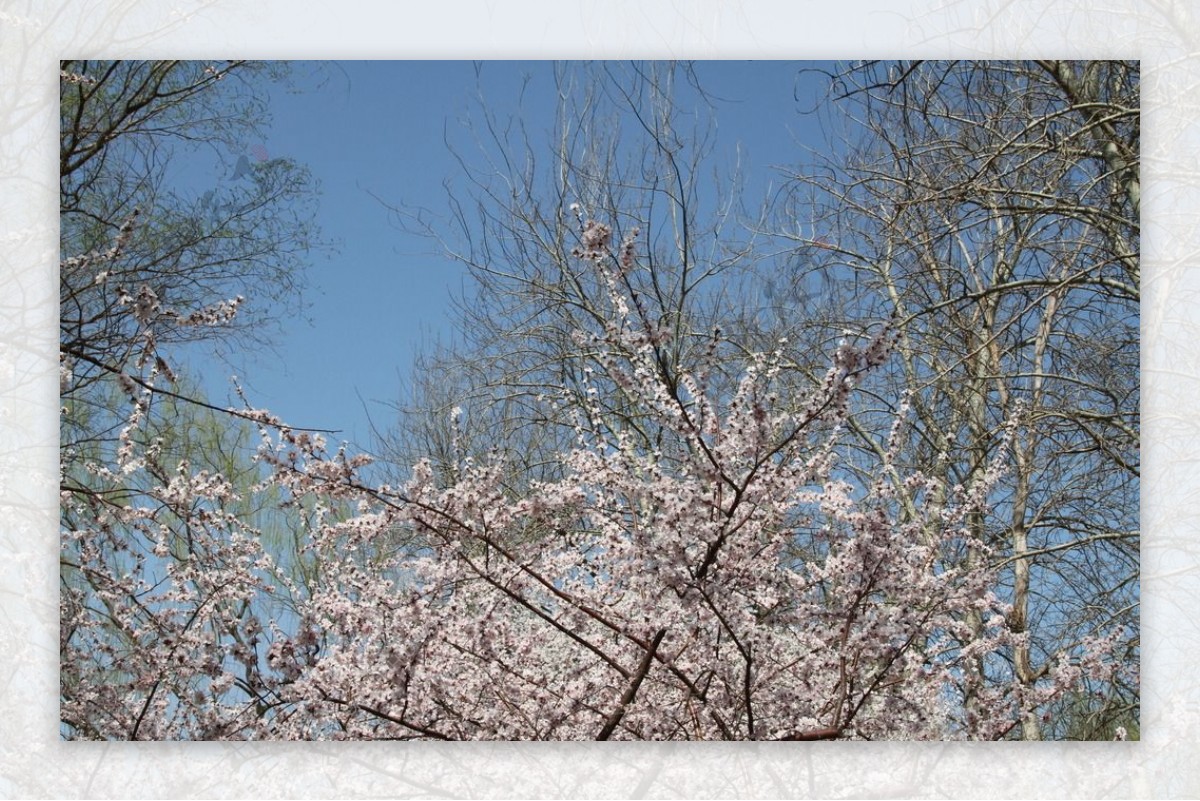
[190,61,832,454]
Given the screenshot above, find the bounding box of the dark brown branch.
[778,727,840,741]
[595,628,666,740]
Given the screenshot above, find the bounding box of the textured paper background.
[2,1,1191,797]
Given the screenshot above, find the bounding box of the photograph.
[58,59,1139,743]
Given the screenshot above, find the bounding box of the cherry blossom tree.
[60,212,1120,740]
[373,61,1139,740]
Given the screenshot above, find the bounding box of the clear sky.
[190,61,832,455]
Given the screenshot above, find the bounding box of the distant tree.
[767,60,1139,739]
[60,59,319,448]
[376,62,784,491]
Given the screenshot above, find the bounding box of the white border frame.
[4,1,1191,797]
